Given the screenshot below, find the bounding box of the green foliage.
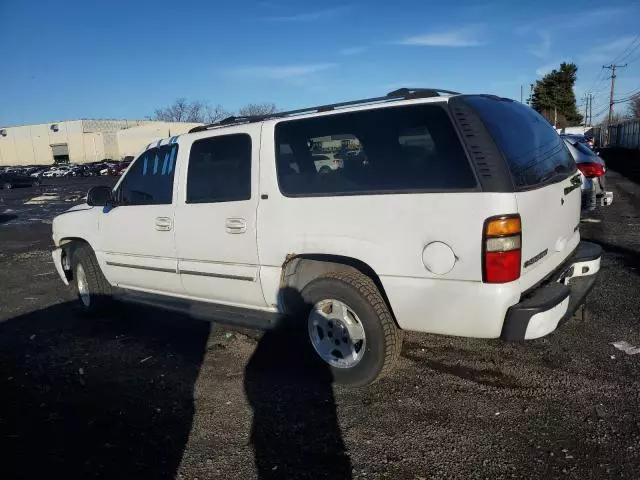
[531,63,583,127]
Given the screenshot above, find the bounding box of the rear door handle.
[225,218,247,234]
[155,217,173,231]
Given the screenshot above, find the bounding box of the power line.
[612,35,640,63]
[615,87,640,99]
[626,51,640,65]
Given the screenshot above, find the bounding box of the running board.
[116,290,281,330]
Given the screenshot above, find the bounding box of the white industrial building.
[0,119,202,166]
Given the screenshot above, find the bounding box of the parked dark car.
[0,172,41,189]
[562,137,612,211]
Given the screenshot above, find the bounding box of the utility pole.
[603,63,627,126]
[520,85,523,103]
[583,94,589,128]
[588,93,593,127]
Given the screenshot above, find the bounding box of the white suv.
[51,88,602,386]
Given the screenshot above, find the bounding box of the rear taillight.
[577,163,605,178]
[483,215,521,283]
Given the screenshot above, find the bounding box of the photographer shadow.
[244,287,352,479]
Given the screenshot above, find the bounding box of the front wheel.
[301,271,402,386]
[71,243,114,313]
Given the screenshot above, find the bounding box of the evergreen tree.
[531,63,583,127]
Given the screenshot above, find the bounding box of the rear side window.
[465,97,575,188]
[186,134,251,203]
[275,104,476,196]
[117,144,178,205]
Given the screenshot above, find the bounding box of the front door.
[99,143,184,295]
[173,125,266,308]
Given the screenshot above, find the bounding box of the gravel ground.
[1,159,640,480]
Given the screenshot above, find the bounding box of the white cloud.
[398,28,484,47]
[264,6,350,22]
[535,60,573,77]
[580,36,639,63]
[529,31,551,58]
[516,7,626,33]
[536,63,556,77]
[339,46,366,56]
[229,63,338,81]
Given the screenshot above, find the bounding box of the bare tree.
[153,98,209,123]
[205,104,230,123]
[629,94,640,119]
[238,103,278,117]
[153,99,277,123]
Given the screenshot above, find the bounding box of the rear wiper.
[539,171,565,184]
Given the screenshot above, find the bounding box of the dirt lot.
[1,161,640,480]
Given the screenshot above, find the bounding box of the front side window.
[116,144,178,205]
[275,104,476,196]
[186,134,251,203]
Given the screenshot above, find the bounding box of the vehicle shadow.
[0,300,211,480]
[244,287,352,480]
[1,292,352,479]
[582,238,640,273]
[599,148,640,184]
[0,213,18,224]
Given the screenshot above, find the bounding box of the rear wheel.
[301,271,402,386]
[3,182,12,190]
[71,243,114,313]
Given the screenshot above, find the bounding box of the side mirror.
[87,186,113,207]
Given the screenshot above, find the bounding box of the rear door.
[465,97,581,290]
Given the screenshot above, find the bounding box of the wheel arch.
[280,253,398,325]
[58,237,92,280]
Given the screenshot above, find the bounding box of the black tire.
[70,243,114,313]
[32,180,41,187]
[300,271,402,386]
[3,182,12,190]
[319,166,332,174]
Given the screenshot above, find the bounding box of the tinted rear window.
[466,97,575,188]
[275,104,476,196]
[571,141,597,157]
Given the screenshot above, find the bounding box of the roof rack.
[188,87,460,133]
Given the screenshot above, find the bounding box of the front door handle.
[155,217,173,231]
[225,218,247,234]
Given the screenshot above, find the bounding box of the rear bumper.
[501,241,602,340]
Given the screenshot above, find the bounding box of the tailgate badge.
[524,249,548,268]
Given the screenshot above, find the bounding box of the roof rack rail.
[187,87,460,133]
[386,87,461,98]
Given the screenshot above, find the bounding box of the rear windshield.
[466,96,576,188]
[570,140,597,157]
[274,103,477,196]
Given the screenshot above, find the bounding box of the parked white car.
[51,88,602,385]
[42,166,71,178]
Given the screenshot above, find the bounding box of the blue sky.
[1,0,639,126]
